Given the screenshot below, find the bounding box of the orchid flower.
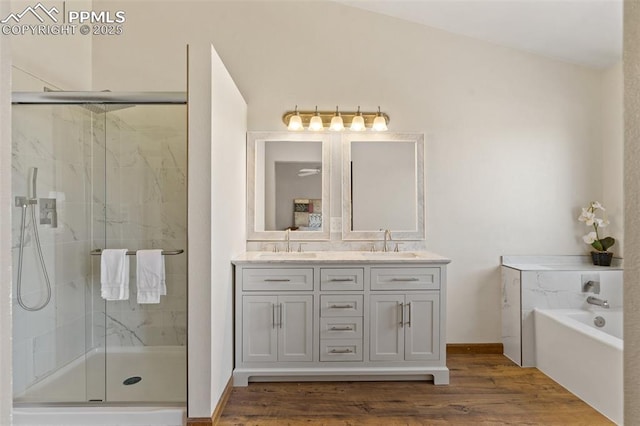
[578,201,615,252]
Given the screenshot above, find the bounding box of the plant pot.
[591,251,613,266]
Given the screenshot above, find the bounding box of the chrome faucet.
[587,296,610,309]
[383,229,392,252]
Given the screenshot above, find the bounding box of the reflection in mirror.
[247,132,331,241]
[351,141,416,231]
[271,158,321,230]
[343,133,425,241]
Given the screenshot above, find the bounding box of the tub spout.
[587,296,610,309]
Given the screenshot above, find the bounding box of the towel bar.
[90,249,184,256]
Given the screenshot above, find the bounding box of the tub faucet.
[587,296,610,309]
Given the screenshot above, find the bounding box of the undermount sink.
[361,252,418,259]
[257,252,317,259]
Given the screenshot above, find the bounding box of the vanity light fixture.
[282,106,390,131]
[329,106,344,131]
[372,106,388,131]
[350,106,365,131]
[308,106,324,131]
[287,105,304,131]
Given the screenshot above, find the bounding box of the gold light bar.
[282,108,390,130]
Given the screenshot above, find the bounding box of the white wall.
[10,0,92,90]
[92,1,606,344]
[624,3,640,423]
[601,62,623,257]
[187,44,246,417]
[209,45,247,414]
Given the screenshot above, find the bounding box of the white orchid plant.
[578,201,615,252]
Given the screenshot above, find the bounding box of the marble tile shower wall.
[90,107,187,349]
[12,105,93,396]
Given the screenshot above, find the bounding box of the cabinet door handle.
[329,326,353,331]
[264,278,291,282]
[329,278,354,282]
[391,277,419,282]
[330,304,354,309]
[272,304,276,329]
[279,303,283,329]
[329,348,353,354]
[399,302,404,328]
[407,302,412,327]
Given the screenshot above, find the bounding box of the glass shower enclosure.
[11,91,187,405]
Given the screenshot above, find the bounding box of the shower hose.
[16,201,52,311]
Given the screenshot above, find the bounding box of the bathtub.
[13,346,186,425]
[535,308,622,425]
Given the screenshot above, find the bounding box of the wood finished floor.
[218,354,613,425]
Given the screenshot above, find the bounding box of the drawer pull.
[329,326,353,331]
[330,304,354,309]
[329,348,353,354]
[329,278,354,282]
[391,277,420,282]
[264,278,291,282]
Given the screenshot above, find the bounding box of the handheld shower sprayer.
[15,166,52,311]
[28,166,37,200]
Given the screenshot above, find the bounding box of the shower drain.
[123,376,142,386]
[594,316,606,328]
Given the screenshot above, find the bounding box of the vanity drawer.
[242,268,313,291]
[320,317,363,339]
[320,339,363,362]
[371,267,440,291]
[320,295,364,317]
[320,268,364,291]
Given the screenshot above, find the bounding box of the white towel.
[100,249,130,300]
[136,250,166,304]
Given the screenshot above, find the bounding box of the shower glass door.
[12,96,187,405]
[12,102,104,403]
[100,104,187,403]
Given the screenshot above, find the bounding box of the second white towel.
[136,249,166,304]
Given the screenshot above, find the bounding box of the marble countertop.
[501,255,623,271]
[232,251,451,265]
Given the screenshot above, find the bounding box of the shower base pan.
[14,345,186,403]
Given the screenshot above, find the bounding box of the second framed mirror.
[342,132,425,241]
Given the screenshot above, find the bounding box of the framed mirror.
[247,132,331,241]
[342,133,425,240]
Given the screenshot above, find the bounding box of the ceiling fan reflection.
[297,167,321,177]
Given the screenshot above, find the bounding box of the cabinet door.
[404,293,440,361]
[243,295,278,362]
[278,295,313,362]
[370,294,404,361]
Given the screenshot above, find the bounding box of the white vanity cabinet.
[370,293,440,362]
[242,295,313,363]
[232,252,450,386]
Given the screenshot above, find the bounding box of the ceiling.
[335,0,622,69]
